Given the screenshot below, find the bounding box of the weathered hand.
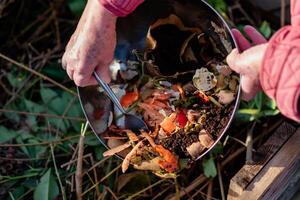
[62,0,117,86]
[226,25,268,101]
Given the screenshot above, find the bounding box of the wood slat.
[228,122,297,200]
[239,128,300,200]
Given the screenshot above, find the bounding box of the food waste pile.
[100,15,239,178]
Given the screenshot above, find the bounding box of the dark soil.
[160,104,234,159]
[160,130,200,157]
[203,104,234,136]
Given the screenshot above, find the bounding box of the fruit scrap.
[186,110,201,124]
[176,110,188,128]
[186,142,205,158]
[141,131,178,173]
[152,89,172,101]
[217,90,235,105]
[155,145,178,173]
[199,129,214,148]
[123,129,139,142]
[120,88,139,108]
[173,84,185,99]
[103,142,131,157]
[196,90,210,103]
[139,102,165,127]
[122,141,144,173]
[160,113,177,134]
[133,157,161,171]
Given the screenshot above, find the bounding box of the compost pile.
[102,15,239,178]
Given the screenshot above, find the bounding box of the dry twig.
[206,180,213,200]
[50,144,67,200]
[246,122,256,164]
[0,108,84,121]
[0,53,76,95]
[217,162,225,200]
[75,122,88,200]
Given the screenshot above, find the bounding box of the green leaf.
[84,134,102,146]
[202,157,217,178]
[94,146,107,160]
[40,87,58,105]
[210,142,223,156]
[24,99,44,113]
[68,0,86,17]
[41,63,68,81]
[0,126,18,143]
[34,169,59,200]
[16,133,47,159]
[259,21,272,38]
[238,109,260,116]
[6,71,25,88]
[10,186,25,200]
[254,92,263,110]
[207,0,227,13]
[261,109,280,116]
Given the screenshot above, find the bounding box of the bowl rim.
[77,0,241,162]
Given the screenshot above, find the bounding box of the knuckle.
[74,77,85,86]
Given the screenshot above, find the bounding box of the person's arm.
[227,0,300,122]
[62,0,143,86]
[99,0,144,17]
[260,0,300,122]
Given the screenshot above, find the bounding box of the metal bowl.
[77,0,240,161]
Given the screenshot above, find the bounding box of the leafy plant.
[0,126,18,143]
[237,92,280,122]
[206,0,227,14]
[34,169,59,200]
[202,157,217,178]
[259,21,272,38]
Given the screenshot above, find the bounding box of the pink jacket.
[261,0,300,122]
[100,0,300,122]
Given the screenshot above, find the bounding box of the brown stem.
[0,134,80,147]
[66,144,79,171]
[206,180,213,200]
[0,108,84,121]
[246,122,256,164]
[61,153,92,169]
[217,162,225,200]
[0,53,76,95]
[76,133,85,200]
[87,154,101,198]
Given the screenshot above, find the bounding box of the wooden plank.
[239,128,300,200]
[278,159,300,200]
[228,122,297,200]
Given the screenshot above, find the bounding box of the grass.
[0,0,282,199]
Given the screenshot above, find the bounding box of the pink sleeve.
[99,0,144,17]
[260,0,300,122]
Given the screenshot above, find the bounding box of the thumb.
[227,45,266,77]
[226,48,244,74]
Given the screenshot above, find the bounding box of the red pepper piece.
[176,110,188,128]
[120,91,139,108]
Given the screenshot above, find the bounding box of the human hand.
[62,0,117,86]
[226,25,268,101]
